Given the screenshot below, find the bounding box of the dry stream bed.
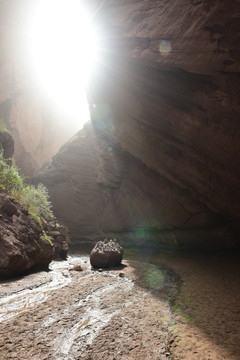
[0,249,239,360]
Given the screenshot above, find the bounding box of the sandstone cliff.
[31,0,240,249]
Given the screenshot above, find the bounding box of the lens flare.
[145,267,165,289]
[25,0,98,130]
[159,39,172,55]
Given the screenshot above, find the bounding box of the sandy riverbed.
[0,249,239,360]
[0,255,177,360]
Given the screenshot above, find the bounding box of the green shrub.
[20,184,54,221]
[0,152,54,222]
[0,152,24,195]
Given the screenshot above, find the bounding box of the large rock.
[90,239,123,268]
[0,193,54,277]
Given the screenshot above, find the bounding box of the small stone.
[69,265,83,271]
[119,272,125,278]
[98,268,103,272]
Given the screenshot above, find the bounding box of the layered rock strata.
[35,0,240,249]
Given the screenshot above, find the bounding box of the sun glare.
[25,0,97,130]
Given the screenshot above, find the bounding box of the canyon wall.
[34,1,240,249]
[0,90,80,177]
[22,0,240,248]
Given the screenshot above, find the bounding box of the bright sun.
[25,0,97,130]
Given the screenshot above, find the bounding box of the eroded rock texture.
[35,0,240,249]
[0,193,54,277]
[0,191,70,277]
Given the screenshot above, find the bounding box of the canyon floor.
[0,248,239,360]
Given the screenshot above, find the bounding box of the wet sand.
[0,249,239,360]
[127,248,240,360]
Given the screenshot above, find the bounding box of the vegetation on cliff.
[0,152,69,277]
[0,152,54,223]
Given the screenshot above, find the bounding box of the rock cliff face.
[0,131,69,277]
[0,192,54,277]
[0,190,69,278]
[36,0,240,249]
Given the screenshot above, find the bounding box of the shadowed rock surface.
[26,0,240,249]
